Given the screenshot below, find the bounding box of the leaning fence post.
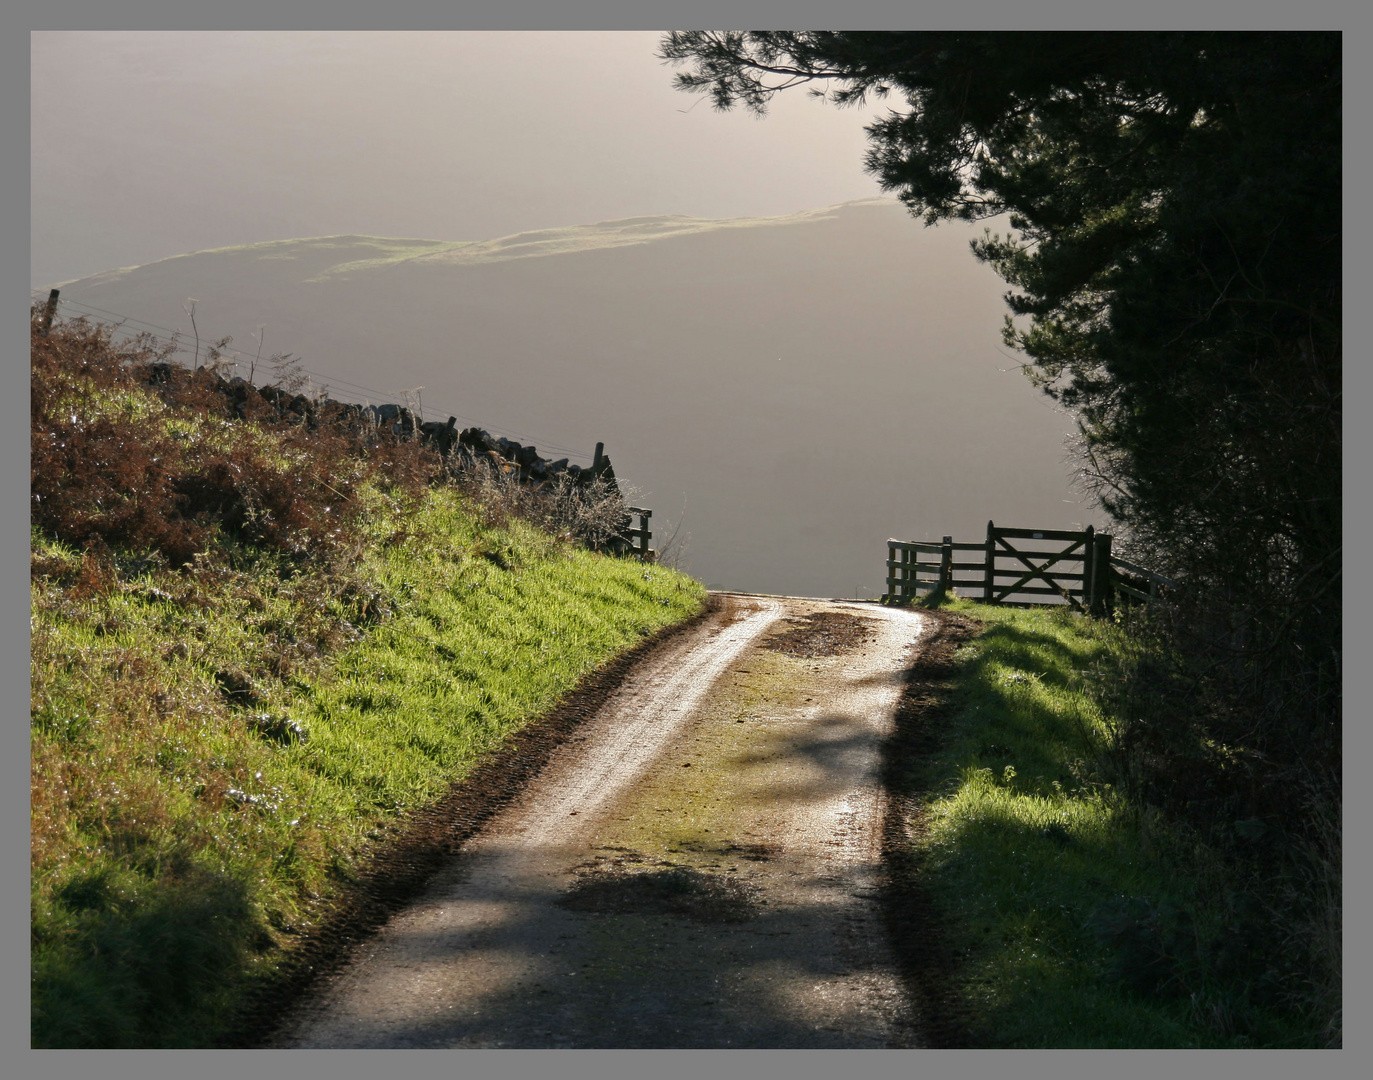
[40,289,59,336]
[983,520,996,603]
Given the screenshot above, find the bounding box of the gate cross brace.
[993,537,1087,610]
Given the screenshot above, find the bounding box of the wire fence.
[28,288,595,462]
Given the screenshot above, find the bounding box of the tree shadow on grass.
[32,859,263,1048]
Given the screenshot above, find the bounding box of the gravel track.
[271,593,928,1048]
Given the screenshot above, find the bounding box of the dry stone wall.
[180,370,644,556]
[189,370,621,493]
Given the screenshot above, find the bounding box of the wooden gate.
[886,521,1117,612]
[623,507,655,561]
[886,536,990,604]
[983,522,1107,611]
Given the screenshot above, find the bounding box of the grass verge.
[31,486,704,1047]
[899,600,1315,1047]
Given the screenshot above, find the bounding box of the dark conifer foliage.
[664,36,1337,538]
[664,32,1341,1037]
[663,30,1340,747]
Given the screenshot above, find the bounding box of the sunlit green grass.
[294,486,704,820]
[30,485,704,1047]
[919,600,1308,1047]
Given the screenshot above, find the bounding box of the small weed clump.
[447,456,635,553]
[911,600,1320,1047]
[30,311,706,1047]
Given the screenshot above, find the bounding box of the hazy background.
[32,31,885,288]
[32,31,1091,597]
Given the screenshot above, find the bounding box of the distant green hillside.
[60,201,880,287]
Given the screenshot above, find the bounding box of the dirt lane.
[273,593,928,1048]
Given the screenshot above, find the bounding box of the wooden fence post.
[983,520,996,603]
[638,508,652,560]
[1083,524,1095,612]
[1090,531,1113,616]
[939,535,953,597]
[40,289,59,336]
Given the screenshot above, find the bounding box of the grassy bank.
[910,600,1316,1047]
[30,314,705,1046]
[31,489,703,1048]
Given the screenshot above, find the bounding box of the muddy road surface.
[273,593,929,1048]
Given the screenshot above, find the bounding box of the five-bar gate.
[886,521,1118,613]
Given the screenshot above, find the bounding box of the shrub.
[30,308,445,571]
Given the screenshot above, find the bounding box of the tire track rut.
[271,593,928,1048]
